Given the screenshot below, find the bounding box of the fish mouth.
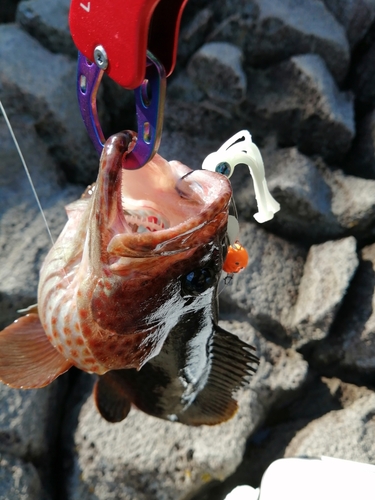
[101,132,232,259]
[122,205,169,234]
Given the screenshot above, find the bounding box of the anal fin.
[0,314,73,388]
[179,326,259,426]
[94,372,131,423]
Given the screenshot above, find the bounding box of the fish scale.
[38,237,107,374]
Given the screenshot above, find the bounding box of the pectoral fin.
[178,326,259,426]
[94,372,131,423]
[0,314,73,389]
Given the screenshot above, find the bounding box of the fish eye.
[181,268,216,296]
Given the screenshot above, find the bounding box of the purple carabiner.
[77,51,166,169]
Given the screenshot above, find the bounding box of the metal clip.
[77,51,166,169]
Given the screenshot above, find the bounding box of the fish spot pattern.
[38,266,107,374]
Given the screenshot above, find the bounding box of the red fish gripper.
[69,0,189,168]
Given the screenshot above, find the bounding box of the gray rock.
[177,8,214,67]
[285,386,375,462]
[232,140,375,245]
[0,117,62,206]
[165,45,255,140]
[211,0,350,83]
[0,24,100,184]
[166,73,205,104]
[344,110,375,179]
[289,237,359,349]
[0,183,82,329]
[232,146,339,244]
[0,453,44,500]
[243,378,375,486]
[323,0,375,48]
[0,116,82,328]
[319,164,375,239]
[0,382,65,460]
[245,54,355,162]
[351,40,375,109]
[0,0,18,23]
[220,317,309,411]
[16,0,76,57]
[164,86,242,141]
[313,243,375,375]
[264,153,375,242]
[220,222,307,340]
[158,130,223,171]
[62,318,308,500]
[188,42,247,103]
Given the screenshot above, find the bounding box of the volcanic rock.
[220,222,307,341]
[323,0,375,48]
[232,146,338,244]
[319,165,375,240]
[0,23,99,184]
[188,42,247,104]
[345,110,375,179]
[289,237,359,349]
[177,8,214,67]
[211,0,349,83]
[0,379,69,498]
[16,0,76,57]
[0,115,82,328]
[313,243,375,376]
[285,385,375,461]
[351,39,375,110]
[243,377,375,486]
[0,454,43,500]
[244,54,355,162]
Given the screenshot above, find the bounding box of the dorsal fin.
[178,326,259,426]
[0,314,73,388]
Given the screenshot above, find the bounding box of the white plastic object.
[224,485,259,500]
[227,214,240,246]
[257,456,375,500]
[202,130,280,223]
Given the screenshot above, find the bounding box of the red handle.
[69,0,188,89]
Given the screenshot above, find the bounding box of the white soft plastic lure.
[202,130,280,243]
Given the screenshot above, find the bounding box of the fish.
[0,130,259,425]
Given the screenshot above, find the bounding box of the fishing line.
[217,273,233,298]
[0,100,55,246]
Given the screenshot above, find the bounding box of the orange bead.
[223,242,249,274]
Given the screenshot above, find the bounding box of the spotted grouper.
[0,130,258,425]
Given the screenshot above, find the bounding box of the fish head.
[79,131,232,371]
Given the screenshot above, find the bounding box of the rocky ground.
[0,0,375,499]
